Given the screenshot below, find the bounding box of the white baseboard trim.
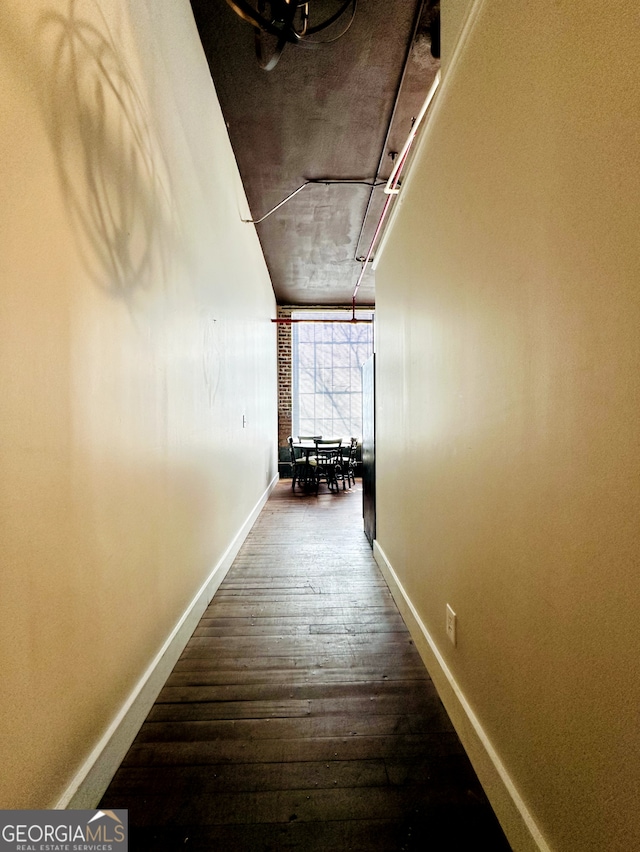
[56,473,280,810]
[373,539,552,852]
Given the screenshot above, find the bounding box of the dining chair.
[287,436,311,490]
[311,438,342,492]
[339,437,358,489]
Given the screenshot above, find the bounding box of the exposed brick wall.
[277,306,292,450]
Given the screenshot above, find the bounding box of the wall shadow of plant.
[39,0,176,301]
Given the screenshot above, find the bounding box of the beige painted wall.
[0,0,277,808]
[440,0,470,70]
[375,1,640,850]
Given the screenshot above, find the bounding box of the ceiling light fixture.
[224,0,357,71]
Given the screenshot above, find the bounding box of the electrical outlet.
[446,604,457,646]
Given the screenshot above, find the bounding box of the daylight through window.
[292,310,374,439]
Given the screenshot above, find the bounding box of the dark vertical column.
[362,353,376,545]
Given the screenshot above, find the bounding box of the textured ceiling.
[190,0,440,306]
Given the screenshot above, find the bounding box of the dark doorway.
[362,353,376,545]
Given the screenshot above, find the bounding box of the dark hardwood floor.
[100,480,511,851]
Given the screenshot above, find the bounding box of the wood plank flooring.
[100,480,511,851]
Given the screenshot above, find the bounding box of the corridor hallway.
[100,481,510,850]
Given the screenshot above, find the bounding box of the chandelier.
[224,0,357,71]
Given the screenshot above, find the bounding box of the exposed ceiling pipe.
[242,178,384,225]
[265,1,439,323]
[270,76,438,326]
[243,182,309,224]
[384,71,440,196]
[350,178,400,312]
[352,0,426,264]
[351,69,440,314]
